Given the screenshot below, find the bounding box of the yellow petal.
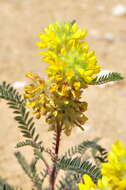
[66,69,74,80]
[73,82,80,91]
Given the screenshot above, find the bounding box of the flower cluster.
[24,72,88,135]
[102,140,126,189]
[24,72,51,119]
[24,21,101,135]
[78,141,126,190]
[37,22,100,96]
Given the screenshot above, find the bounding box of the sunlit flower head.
[78,141,126,190]
[78,174,96,190]
[78,174,113,190]
[102,140,126,188]
[24,21,102,135]
[37,21,101,91]
[37,21,87,51]
[78,174,125,190]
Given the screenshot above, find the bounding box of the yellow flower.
[37,22,101,92]
[66,69,74,81]
[24,22,104,135]
[37,22,87,51]
[24,72,88,135]
[78,141,126,190]
[24,72,51,119]
[73,82,80,91]
[101,140,126,189]
[78,175,114,190]
[46,40,100,85]
[78,174,96,190]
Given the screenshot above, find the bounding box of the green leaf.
[0,82,42,145]
[24,112,29,121]
[90,72,123,85]
[16,140,41,149]
[56,172,80,190]
[28,122,35,131]
[0,177,15,190]
[27,117,34,126]
[14,116,23,121]
[63,140,107,163]
[14,152,42,190]
[34,134,39,142]
[40,170,48,185]
[57,156,101,183]
[18,126,27,130]
[14,152,32,178]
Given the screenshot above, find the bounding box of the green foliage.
[0,178,14,190]
[63,140,107,163]
[0,82,42,147]
[40,170,48,185]
[14,152,42,190]
[0,178,23,190]
[56,172,80,190]
[2,185,22,190]
[57,156,101,183]
[16,140,42,149]
[0,81,111,190]
[34,149,45,162]
[90,72,123,85]
[0,82,49,190]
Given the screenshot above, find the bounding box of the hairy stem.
[50,121,62,190]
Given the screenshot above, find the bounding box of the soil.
[0,0,126,189]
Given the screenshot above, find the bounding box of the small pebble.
[12,81,28,89]
[104,33,115,42]
[112,4,126,16]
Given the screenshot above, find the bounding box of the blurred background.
[0,0,126,189]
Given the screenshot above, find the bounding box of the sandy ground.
[0,0,126,189]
